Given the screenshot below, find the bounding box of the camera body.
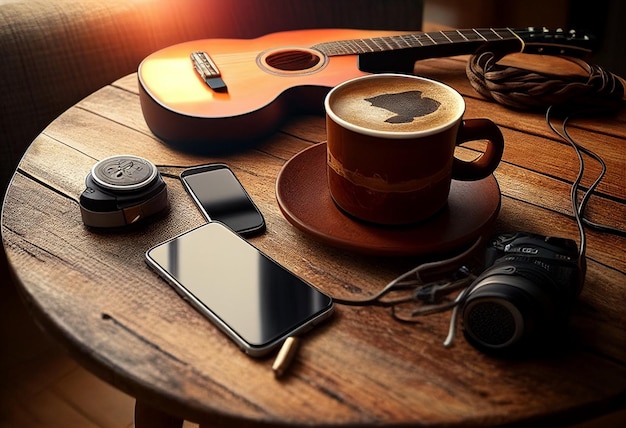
[79,155,169,228]
[462,232,582,353]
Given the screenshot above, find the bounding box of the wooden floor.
[1,280,624,428]
[0,281,200,428]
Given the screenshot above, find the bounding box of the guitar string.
[313,28,518,56]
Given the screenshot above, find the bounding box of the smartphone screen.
[180,164,265,236]
[145,222,334,356]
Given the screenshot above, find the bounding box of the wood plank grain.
[111,69,626,202]
[5,147,625,427]
[3,188,625,428]
[76,78,626,210]
[20,84,626,285]
[3,46,625,427]
[31,96,625,272]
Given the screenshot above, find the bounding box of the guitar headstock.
[515,27,596,58]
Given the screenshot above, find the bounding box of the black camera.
[79,155,169,228]
[461,232,583,353]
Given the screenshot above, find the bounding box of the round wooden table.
[2,48,625,427]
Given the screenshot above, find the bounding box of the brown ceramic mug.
[325,73,504,225]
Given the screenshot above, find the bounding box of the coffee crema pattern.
[327,75,464,135]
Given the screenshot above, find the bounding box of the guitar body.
[138,28,409,150]
[139,26,594,150]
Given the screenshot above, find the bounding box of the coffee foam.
[327,75,464,136]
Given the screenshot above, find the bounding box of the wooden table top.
[2,32,625,427]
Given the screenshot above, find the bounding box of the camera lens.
[462,275,545,351]
[462,233,582,354]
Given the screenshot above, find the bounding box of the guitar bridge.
[191,51,227,92]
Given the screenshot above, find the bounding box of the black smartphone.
[145,222,335,357]
[180,164,265,236]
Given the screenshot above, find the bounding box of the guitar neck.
[313,28,524,58]
[316,27,594,74]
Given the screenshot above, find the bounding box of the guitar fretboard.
[313,28,520,56]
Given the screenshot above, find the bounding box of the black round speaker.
[461,273,555,352]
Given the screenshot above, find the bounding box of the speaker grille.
[465,301,517,347]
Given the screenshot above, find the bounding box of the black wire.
[545,107,626,258]
[561,122,626,238]
[155,163,219,180]
[546,107,587,261]
[158,172,181,179]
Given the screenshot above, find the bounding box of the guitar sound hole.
[265,50,321,71]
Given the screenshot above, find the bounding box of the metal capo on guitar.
[191,51,227,92]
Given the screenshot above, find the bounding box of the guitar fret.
[375,37,395,51]
[456,30,469,41]
[318,41,337,55]
[398,34,418,48]
[428,32,450,45]
[473,29,488,41]
[405,34,424,47]
[388,36,409,50]
[500,28,519,40]
[489,28,504,39]
[315,39,361,55]
[403,35,417,48]
[420,34,436,46]
[458,29,482,41]
[346,40,367,54]
[377,37,395,51]
[362,38,379,52]
[324,41,350,55]
[368,38,384,51]
[440,31,453,43]
[443,30,467,43]
[424,32,436,45]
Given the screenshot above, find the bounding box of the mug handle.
[452,118,504,181]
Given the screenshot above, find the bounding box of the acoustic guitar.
[138,27,593,150]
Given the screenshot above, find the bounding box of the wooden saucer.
[276,143,501,256]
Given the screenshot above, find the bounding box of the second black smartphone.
[180,164,265,236]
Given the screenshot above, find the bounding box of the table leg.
[134,400,184,428]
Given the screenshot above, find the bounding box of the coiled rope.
[465,45,625,114]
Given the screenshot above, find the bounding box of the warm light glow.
[141,57,213,105]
